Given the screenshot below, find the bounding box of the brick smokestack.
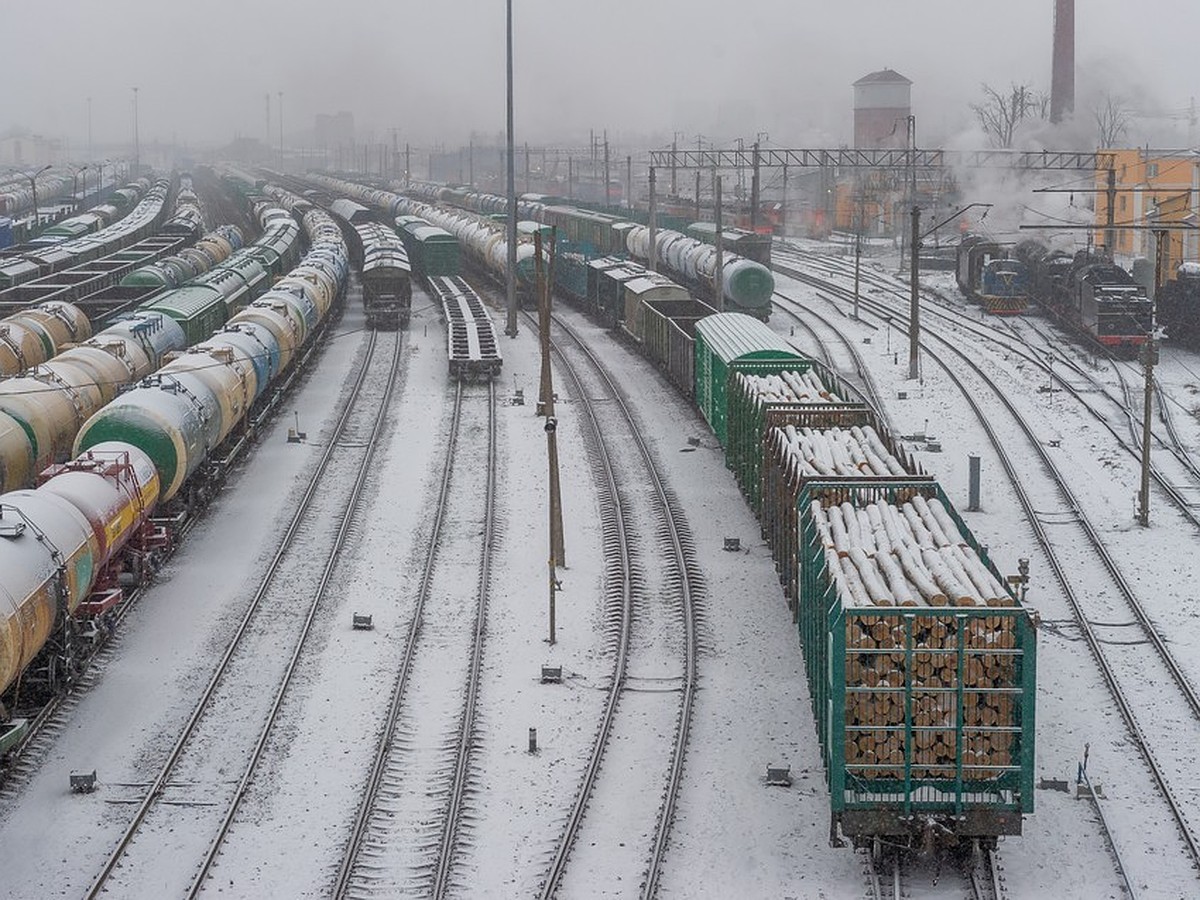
[1050,0,1075,122]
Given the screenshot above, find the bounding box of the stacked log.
[763,420,926,603]
[772,424,907,479]
[740,369,841,404]
[810,495,1019,781]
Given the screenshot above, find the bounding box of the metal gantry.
[647,147,1114,172]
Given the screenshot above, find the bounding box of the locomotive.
[1157,262,1200,348]
[955,235,1030,315]
[1014,240,1152,351]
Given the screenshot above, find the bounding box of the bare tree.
[971,83,1048,148]
[1094,93,1131,148]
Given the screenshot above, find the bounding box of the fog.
[3,0,1199,153]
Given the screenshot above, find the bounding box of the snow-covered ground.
[2,240,1199,897]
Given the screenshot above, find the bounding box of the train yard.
[0,165,1198,900]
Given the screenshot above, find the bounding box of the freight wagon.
[548,250,1039,847]
[0,177,171,291]
[0,199,345,727]
[799,479,1035,845]
[397,220,460,281]
[360,232,412,329]
[1158,262,1200,348]
[685,221,773,267]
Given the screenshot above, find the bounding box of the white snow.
[1,236,1198,898]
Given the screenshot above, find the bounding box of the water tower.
[853,69,912,149]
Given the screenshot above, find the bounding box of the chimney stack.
[1050,0,1075,123]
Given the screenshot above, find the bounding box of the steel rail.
[769,293,896,435]
[774,254,1200,528]
[186,327,403,896]
[332,379,465,898]
[774,279,1200,875]
[532,310,635,899]
[85,325,390,899]
[432,380,497,897]
[533,311,699,899]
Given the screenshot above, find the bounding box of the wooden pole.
[909,205,920,380]
[536,230,566,567]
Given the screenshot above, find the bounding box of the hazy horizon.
[3,0,1198,155]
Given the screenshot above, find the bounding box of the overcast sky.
[5,0,1198,153]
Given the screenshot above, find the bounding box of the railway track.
[84,325,402,899]
[776,245,1200,524]
[1009,317,1200,518]
[768,293,896,435]
[0,280,345,804]
[863,842,1004,900]
[772,268,1200,889]
[531,309,701,899]
[333,379,497,899]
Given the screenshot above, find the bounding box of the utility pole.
[534,229,565,644]
[132,86,140,173]
[277,90,284,172]
[265,93,271,153]
[671,135,678,196]
[405,143,411,188]
[1105,165,1118,256]
[694,170,701,222]
[524,141,530,194]
[750,140,761,230]
[909,205,921,379]
[901,114,916,270]
[87,96,92,162]
[648,167,658,272]
[1139,229,1166,526]
[469,138,474,187]
[736,137,745,202]
[603,130,610,208]
[853,181,862,319]
[504,0,518,337]
[27,165,50,235]
[567,156,574,200]
[781,163,788,236]
[714,176,725,312]
[626,155,632,210]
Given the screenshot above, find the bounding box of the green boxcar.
[402,223,459,279]
[143,284,227,345]
[797,479,1036,844]
[693,312,805,447]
